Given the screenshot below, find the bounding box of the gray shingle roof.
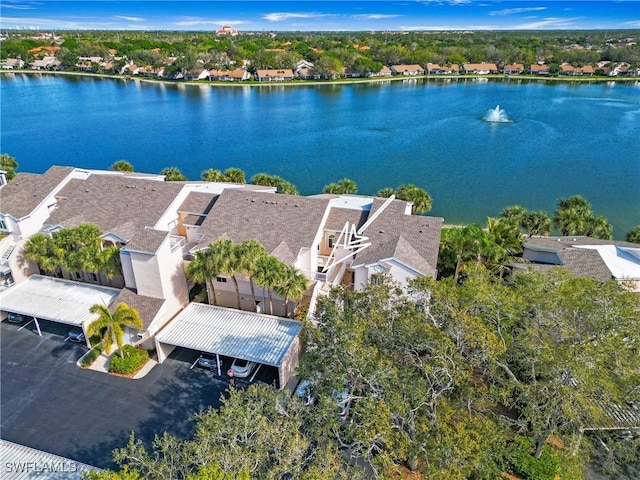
[49,175,183,242]
[525,236,639,249]
[325,206,369,231]
[112,288,165,330]
[177,192,219,215]
[557,248,612,282]
[198,189,329,259]
[0,166,74,219]
[126,228,169,253]
[352,198,443,277]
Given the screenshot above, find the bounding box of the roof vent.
[294,204,300,207]
[379,230,384,233]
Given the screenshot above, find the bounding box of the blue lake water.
[1,73,639,238]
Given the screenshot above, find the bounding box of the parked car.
[7,312,25,324]
[197,353,218,370]
[295,379,316,406]
[230,358,257,378]
[67,330,85,343]
[332,389,352,420]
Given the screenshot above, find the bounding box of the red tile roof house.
[208,69,251,81]
[390,64,425,76]
[503,63,524,74]
[529,64,550,75]
[462,63,498,74]
[255,69,295,82]
[296,67,322,80]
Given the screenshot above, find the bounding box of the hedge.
[109,344,150,375]
[79,343,103,368]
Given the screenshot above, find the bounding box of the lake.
[1,73,639,238]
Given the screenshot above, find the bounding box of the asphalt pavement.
[0,319,228,470]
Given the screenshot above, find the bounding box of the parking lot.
[0,319,230,469]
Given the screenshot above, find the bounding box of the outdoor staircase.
[0,241,16,263]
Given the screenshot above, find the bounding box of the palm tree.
[254,255,286,315]
[274,265,309,317]
[521,211,551,237]
[337,178,358,194]
[499,205,527,226]
[237,240,267,312]
[202,168,225,182]
[109,160,134,172]
[586,216,613,240]
[223,167,246,183]
[160,167,187,181]
[186,249,218,305]
[376,187,395,198]
[87,302,143,358]
[552,195,593,236]
[395,184,432,214]
[210,239,242,310]
[628,226,640,244]
[24,233,57,275]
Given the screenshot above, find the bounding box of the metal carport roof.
[156,302,302,367]
[0,275,120,326]
[0,440,101,479]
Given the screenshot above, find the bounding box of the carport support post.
[34,317,41,336]
[216,353,221,376]
[82,323,90,348]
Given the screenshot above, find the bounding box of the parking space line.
[249,363,262,383]
[18,319,34,331]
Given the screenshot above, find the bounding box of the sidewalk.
[81,350,158,379]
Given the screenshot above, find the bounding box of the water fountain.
[484,104,510,122]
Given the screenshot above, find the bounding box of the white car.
[295,379,316,406]
[230,358,257,378]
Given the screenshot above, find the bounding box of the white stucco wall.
[120,250,136,289]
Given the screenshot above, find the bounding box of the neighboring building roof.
[49,174,183,242]
[324,205,369,231]
[156,302,302,367]
[523,236,640,282]
[198,189,329,261]
[351,198,443,277]
[0,275,120,326]
[0,166,74,219]
[557,248,612,282]
[125,228,169,253]
[0,439,101,480]
[112,288,165,330]
[177,192,219,215]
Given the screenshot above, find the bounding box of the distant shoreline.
[2,69,639,88]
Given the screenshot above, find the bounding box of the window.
[91,273,98,282]
[371,273,383,285]
[0,219,6,231]
[216,276,227,283]
[75,272,81,280]
[328,235,335,249]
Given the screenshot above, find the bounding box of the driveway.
[0,319,227,470]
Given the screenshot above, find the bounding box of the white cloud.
[513,17,582,29]
[353,14,401,20]
[1,3,36,10]
[490,7,547,16]
[113,16,144,22]
[263,12,331,22]
[416,0,472,5]
[623,20,640,27]
[399,24,497,30]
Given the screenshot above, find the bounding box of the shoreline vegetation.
[2,68,639,88]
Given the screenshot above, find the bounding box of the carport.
[0,275,120,345]
[155,303,302,389]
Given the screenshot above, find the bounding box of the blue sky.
[1,1,639,31]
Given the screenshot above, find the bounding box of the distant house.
[366,65,393,77]
[520,236,640,292]
[343,67,363,78]
[255,69,295,82]
[0,58,24,69]
[390,64,425,76]
[296,67,321,80]
[121,63,140,75]
[503,63,524,74]
[138,66,165,78]
[184,69,210,81]
[208,69,250,81]
[529,64,550,75]
[426,63,459,75]
[560,64,594,76]
[30,56,60,70]
[295,60,315,71]
[216,25,239,36]
[461,63,498,74]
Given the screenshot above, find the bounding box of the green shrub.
[507,437,561,480]
[79,343,103,368]
[109,344,149,375]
